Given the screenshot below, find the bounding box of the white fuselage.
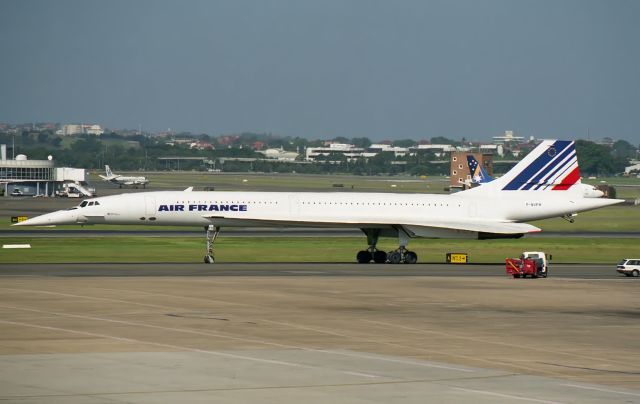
[27,190,619,236]
[18,140,624,262]
[108,175,148,186]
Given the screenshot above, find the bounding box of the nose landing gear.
[204,225,221,264]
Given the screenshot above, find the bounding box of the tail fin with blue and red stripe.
[464,140,582,193]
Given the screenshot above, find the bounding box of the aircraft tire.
[204,255,214,264]
[404,251,418,264]
[356,250,372,264]
[387,251,402,264]
[373,250,387,264]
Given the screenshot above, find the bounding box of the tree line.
[0,131,636,176]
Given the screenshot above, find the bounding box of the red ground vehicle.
[506,252,550,278]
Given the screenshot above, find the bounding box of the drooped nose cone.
[12,209,78,226]
[583,186,605,198]
[575,183,605,198]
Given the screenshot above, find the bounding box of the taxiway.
[0,262,638,403]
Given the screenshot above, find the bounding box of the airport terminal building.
[0,144,93,197]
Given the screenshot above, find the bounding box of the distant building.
[413,144,462,158]
[1,144,93,197]
[217,135,240,146]
[624,160,640,175]
[367,144,409,157]
[305,142,470,162]
[84,124,103,136]
[251,141,266,150]
[479,144,504,157]
[492,130,524,144]
[58,124,83,136]
[189,141,214,150]
[305,143,364,162]
[57,124,104,136]
[450,151,493,188]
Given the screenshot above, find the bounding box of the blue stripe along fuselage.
[502,140,573,190]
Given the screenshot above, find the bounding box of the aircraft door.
[145,196,156,216]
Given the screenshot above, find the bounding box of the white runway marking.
[0,302,473,375]
[314,350,474,373]
[452,387,565,404]
[363,319,630,366]
[0,286,476,372]
[0,287,186,311]
[94,286,261,308]
[560,383,640,397]
[263,320,475,372]
[0,318,379,379]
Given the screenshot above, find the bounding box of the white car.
[617,259,640,277]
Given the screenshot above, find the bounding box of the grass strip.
[1,236,636,264]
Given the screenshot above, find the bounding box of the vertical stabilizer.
[466,155,494,184]
[463,140,581,193]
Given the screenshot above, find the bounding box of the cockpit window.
[80,201,88,207]
[94,201,100,205]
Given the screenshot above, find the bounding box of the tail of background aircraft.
[466,155,494,184]
[99,165,115,180]
[464,140,582,193]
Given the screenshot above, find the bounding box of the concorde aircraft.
[466,154,604,198]
[99,165,149,188]
[17,140,622,264]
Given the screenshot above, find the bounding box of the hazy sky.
[1,0,639,143]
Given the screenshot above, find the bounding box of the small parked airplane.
[17,140,621,264]
[99,165,148,188]
[466,154,603,198]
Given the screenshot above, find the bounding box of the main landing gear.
[356,228,418,264]
[204,225,221,264]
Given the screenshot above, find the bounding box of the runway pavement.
[0,264,638,403]
[2,190,639,402]
[0,262,627,279]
